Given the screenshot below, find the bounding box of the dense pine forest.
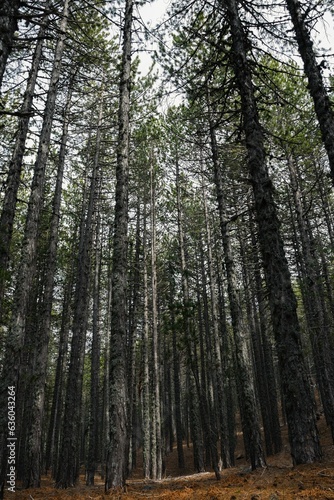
[0,0,334,498]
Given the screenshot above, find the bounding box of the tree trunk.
[0,0,21,87]
[150,162,162,481]
[105,0,133,489]
[142,198,151,479]
[0,1,69,494]
[200,153,232,469]
[285,0,334,185]
[86,216,102,485]
[45,259,74,477]
[0,10,49,319]
[22,70,74,489]
[175,160,206,475]
[287,152,334,440]
[207,97,265,470]
[223,0,322,464]
[169,267,185,469]
[56,98,102,488]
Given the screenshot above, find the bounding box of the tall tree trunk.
[175,160,206,475]
[142,198,151,479]
[105,0,133,490]
[0,1,69,495]
[150,163,163,480]
[207,99,265,470]
[0,10,49,319]
[56,98,102,488]
[86,216,102,485]
[127,198,141,475]
[249,215,282,455]
[169,266,185,469]
[223,0,322,464]
[22,70,74,489]
[100,227,113,480]
[287,152,334,440]
[45,259,74,477]
[285,0,334,185]
[200,162,231,469]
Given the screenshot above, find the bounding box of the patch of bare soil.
[5,416,334,499]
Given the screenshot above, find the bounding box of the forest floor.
[5,415,334,500]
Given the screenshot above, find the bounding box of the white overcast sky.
[137,1,334,76]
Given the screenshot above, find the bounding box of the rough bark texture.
[150,164,162,481]
[0,0,21,87]
[287,153,334,441]
[0,1,68,495]
[223,0,321,465]
[142,200,151,480]
[86,219,102,486]
[0,13,48,319]
[56,100,102,488]
[45,262,73,477]
[208,101,265,470]
[285,0,334,185]
[105,0,133,491]
[22,71,74,489]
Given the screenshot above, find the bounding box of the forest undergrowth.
[5,415,334,500]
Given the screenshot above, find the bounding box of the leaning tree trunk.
[285,0,334,186]
[0,1,69,495]
[0,0,21,88]
[223,0,322,465]
[105,0,133,491]
[0,10,49,319]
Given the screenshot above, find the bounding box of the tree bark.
[285,0,334,185]
[207,97,265,470]
[56,98,102,488]
[150,162,163,480]
[0,1,69,494]
[105,0,133,490]
[223,0,322,464]
[0,10,49,319]
[86,216,102,485]
[22,69,74,489]
[0,0,21,87]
